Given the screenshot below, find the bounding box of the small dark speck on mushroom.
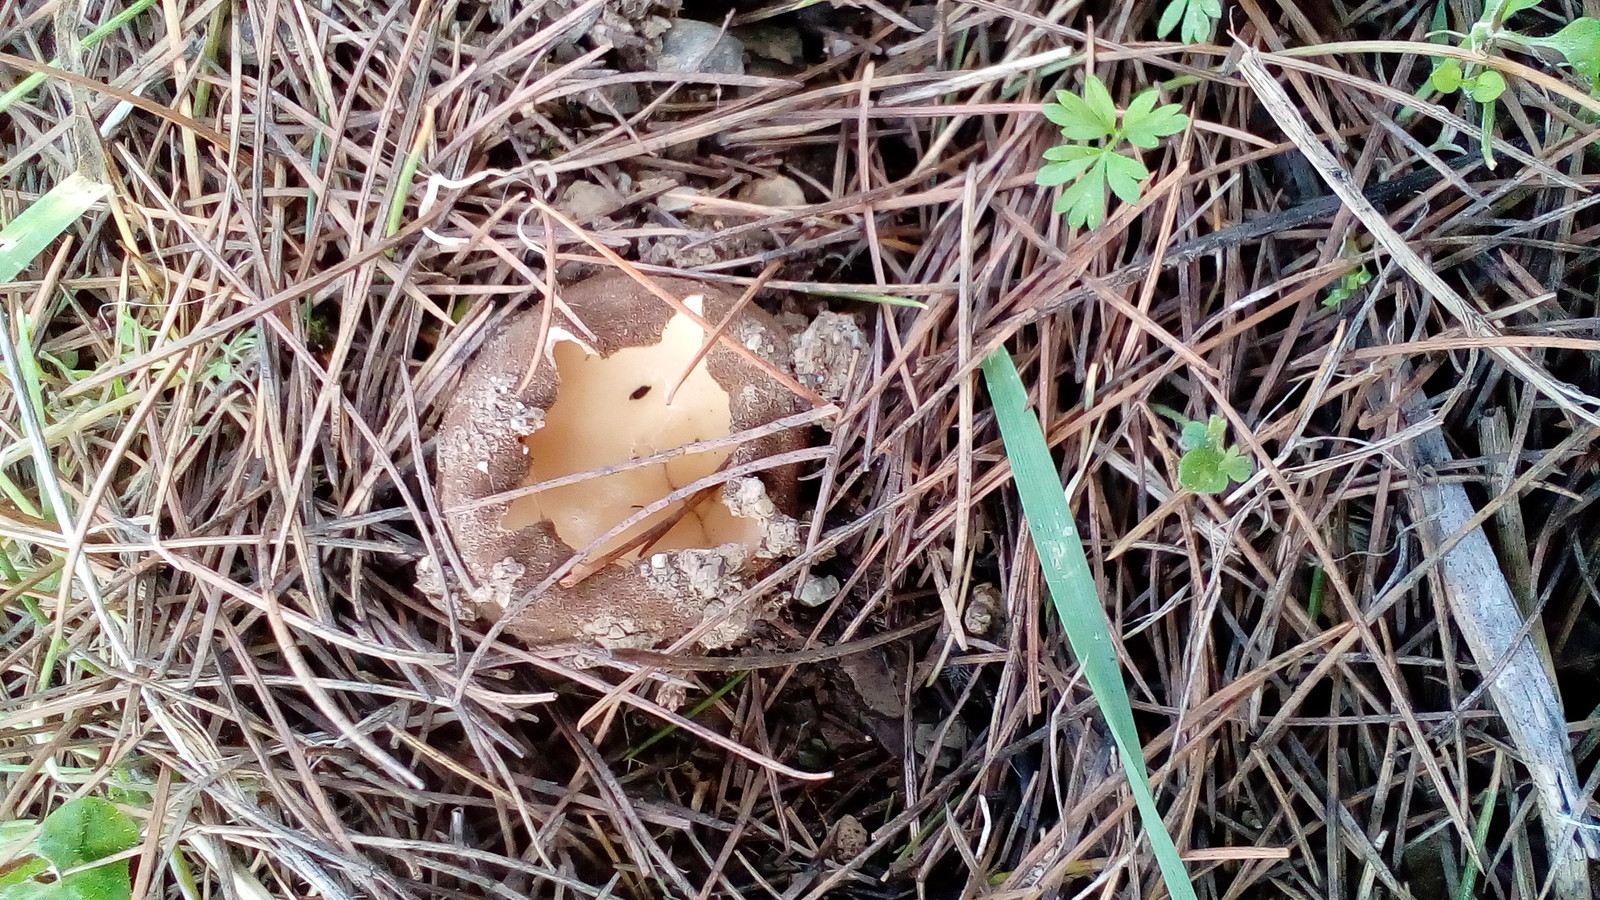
[630,385,651,399]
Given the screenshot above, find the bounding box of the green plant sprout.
[1036,75,1190,229]
[1322,236,1374,308]
[1322,264,1373,308]
[0,797,140,900]
[1426,0,1600,166]
[1177,415,1253,494]
[1158,0,1221,45]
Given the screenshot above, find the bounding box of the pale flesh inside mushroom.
[504,310,763,562]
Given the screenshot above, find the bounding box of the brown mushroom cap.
[436,271,809,649]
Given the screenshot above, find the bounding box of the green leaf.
[1205,414,1227,447]
[1431,59,1464,93]
[1531,17,1600,84]
[36,799,138,873]
[1103,152,1149,203]
[1081,75,1119,136]
[1322,266,1371,308]
[1,881,72,900]
[0,174,109,284]
[1183,1,1217,44]
[1495,0,1542,21]
[1122,97,1190,148]
[1219,448,1254,483]
[980,348,1197,900]
[1157,0,1220,43]
[1157,0,1185,38]
[1042,143,1099,162]
[1063,163,1108,229]
[0,800,138,900]
[1178,446,1230,493]
[1123,89,1160,128]
[1179,419,1210,451]
[0,858,50,890]
[1468,69,1506,102]
[1044,89,1114,141]
[1037,156,1098,187]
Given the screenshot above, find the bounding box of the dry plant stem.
[1399,391,1598,890]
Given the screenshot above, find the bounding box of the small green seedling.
[1322,265,1374,308]
[1425,0,1600,165]
[1177,415,1253,494]
[1037,76,1190,229]
[0,797,140,900]
[1158,0,1222,45]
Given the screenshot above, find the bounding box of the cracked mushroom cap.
[436,270,809,650]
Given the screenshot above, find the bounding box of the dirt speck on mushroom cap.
[436,271,810,650]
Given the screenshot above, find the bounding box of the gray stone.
[736,174,806,208]
[797,574,841,608]
[656,19,745,76]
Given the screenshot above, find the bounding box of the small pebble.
[736,174,806,208]
[557,181,625,224]
[797,574,841,608]
[828,815,869,861]
[656,19,745,76]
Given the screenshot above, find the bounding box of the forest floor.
[2,1,1600,898]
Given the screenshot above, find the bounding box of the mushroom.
[435,271,808,649]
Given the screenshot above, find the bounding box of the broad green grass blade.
[980,347,1195,900]
[0,173,109,283]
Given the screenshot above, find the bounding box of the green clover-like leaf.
[1157,0,1186,38]
[1178,446,1230,494]
[1219,447,1253,484]
[1158,0,1221,44]
[1430,59,1464,93]
[1468,69,1506,101]
[1179,419,1211,451]
[1185,0,1222,44]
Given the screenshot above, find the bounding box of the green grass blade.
[980,347,1196,900]
[0,173,109,283]
[1454,754,1502,900]
[624,672,747,760]
[0,0,160,115]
